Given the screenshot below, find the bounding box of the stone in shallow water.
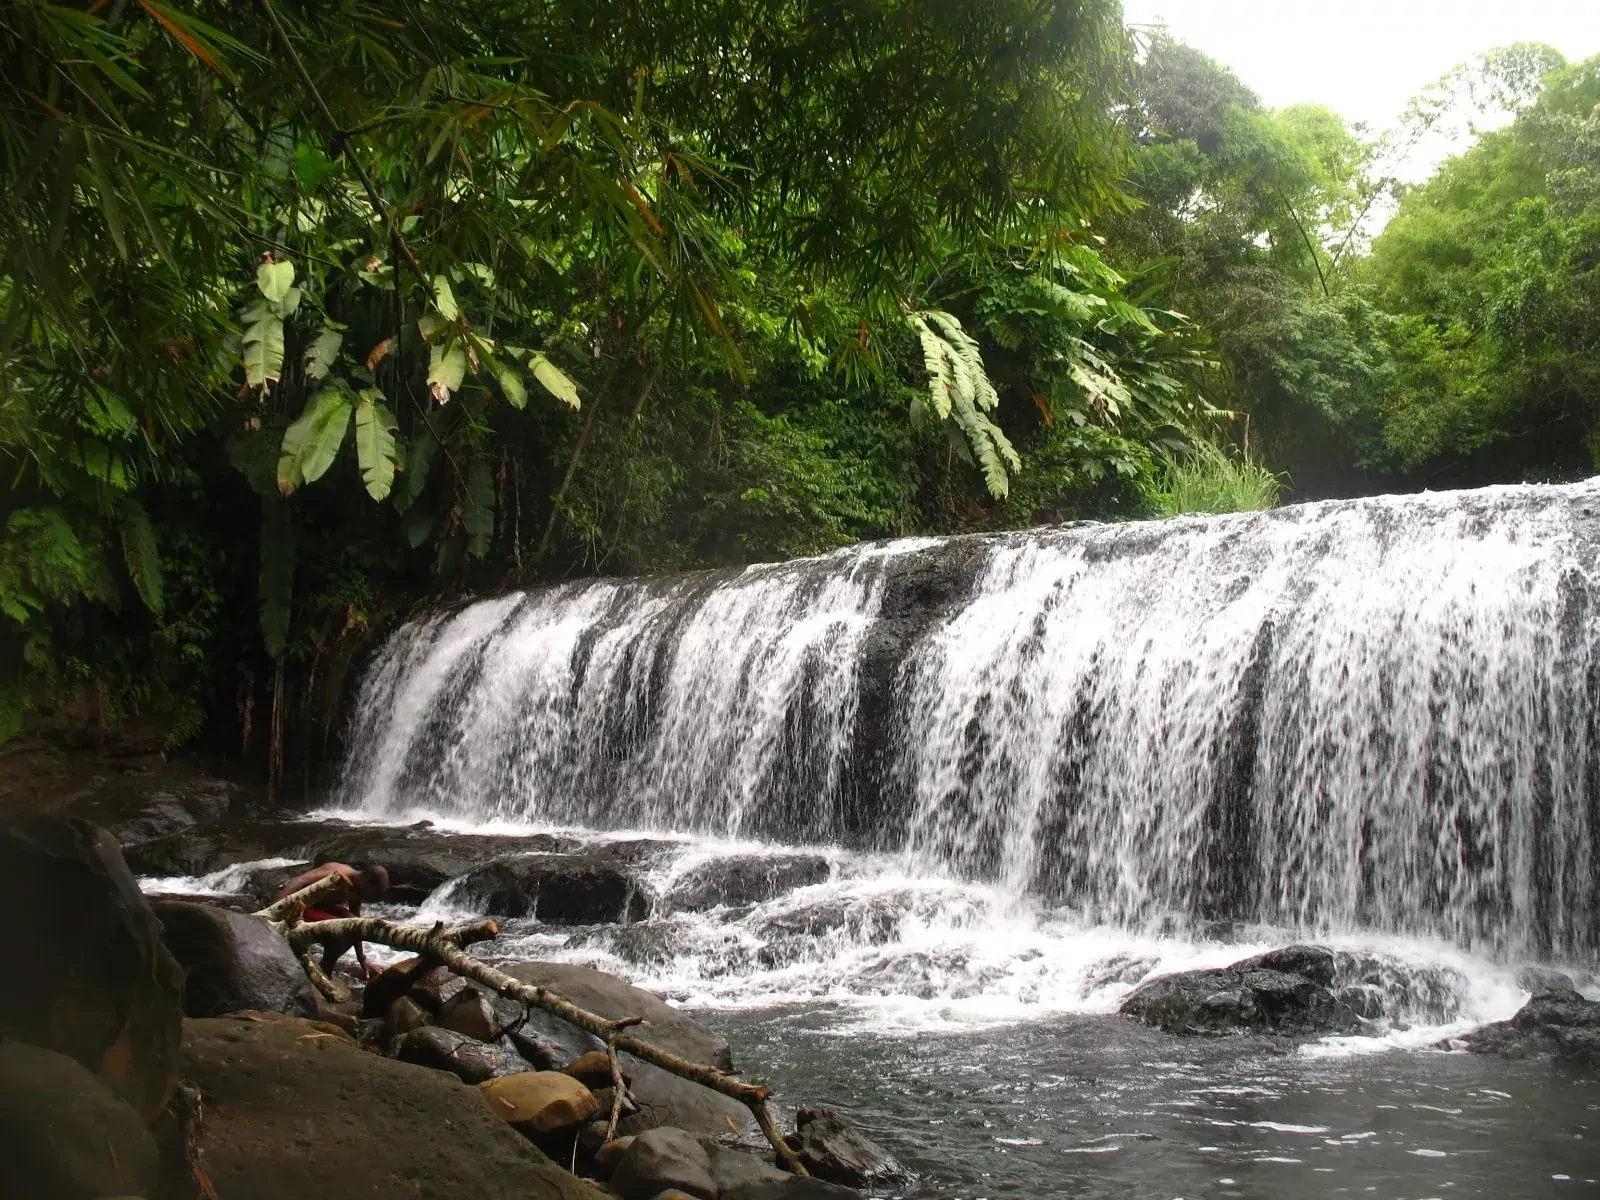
[1445,988,1600,1066]
[791,1106,909,1188]
[438,985,502,1041]
[452,853,650,923]
[1120,960,1363,1036]
[664,853,832,911]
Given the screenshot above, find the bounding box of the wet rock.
[453,853,650,923]
[121,819,338,878]
[722,1177,865,1200]
[791,1107,909,1188]
[480,1070,602,1133]
[151,899,318,1018]
[0,816,184,1121]
[503,962,735,1071]
[589,1085,642,1122]
[1233,945,1339,988]
[705,1142,792,1192]
[1517,966,1579,995]
[0,1040,161,1200]
[439,985,502,1041]
[1337,983,1387,1021]
[665,854,832,911]
[497,997,607,1069]
[1120,964,1363,1036]
[570,919,756,973]
[83,773,243,845]
[385,996,430,1040]
[309,830,574,903]
[593,1134,636,1176]
[1445,988,1600,1066]
[394,1025,501,1084]
[622,1061,755,1138]
[143,887,258,913]
[181,1016,598,1200]
[583,838,686,868]
[610,1127,718,1200]
[362,956,447,1018]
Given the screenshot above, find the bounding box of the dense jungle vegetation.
[1,2,1597,778]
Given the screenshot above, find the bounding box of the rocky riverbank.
[0,770,906,1200]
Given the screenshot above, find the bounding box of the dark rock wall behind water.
[339,483,1600,960]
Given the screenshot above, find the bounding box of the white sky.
[1122,1,1600,137]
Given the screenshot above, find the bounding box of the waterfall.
[340,482,1600,961]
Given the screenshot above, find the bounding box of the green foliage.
[1147,443,1284,517]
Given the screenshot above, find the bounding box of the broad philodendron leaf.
[277,386,353,494]
[257,260,295,305]
[428,343,468,404]
[305,324,344,380]
[354,390,399,501]
[120,499,164,618]
[530,353,580,408]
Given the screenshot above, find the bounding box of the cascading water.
[342,481,1600,964]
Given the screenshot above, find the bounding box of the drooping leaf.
[305,324,344,380]
[530,353,580,408]
[241,304,285,388]
[393,422,439,514]
[277,386,352,493]
[490,359,527,409]
[257,259,295,305]
[353,390,399,501]
[428,343,468,404]
[431,275,459,321]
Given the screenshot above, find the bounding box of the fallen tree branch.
[287,915,806,1174]
[254,872,349,927]
[604,1035,627,1142]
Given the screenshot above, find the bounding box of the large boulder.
[790,1107,908,1188]
[664,854,832,912]
[310,828,575,903]
[704,1142,792,1192]
[1443,987,1600,1066]
[452,854,650,923]
[182,1015,605,1200]
[723,1178,863,1200]
[439,985,502,1041]
[1120,961,1363,1036]
[0,1041,161,1200]
[0,816,184,1121]
[151,899,318,1018]
[610,1127,718,1200]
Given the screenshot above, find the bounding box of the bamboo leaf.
[354,390,399,501]
[530,353,580,408]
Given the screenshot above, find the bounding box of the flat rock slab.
[664,854,832,912]
[452,854,650,923]
[182,1015,605,1200]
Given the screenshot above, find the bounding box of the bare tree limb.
[284,914,807,1174]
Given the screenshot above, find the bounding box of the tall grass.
[1149,443,1285,517]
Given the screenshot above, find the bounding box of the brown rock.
[385,995,429,1040]
[438,986,501,1041]
[480,1070,602,1133]
[564,1048,629,1089]
[220,1009,354,1043]
[593,1134,636,1176]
